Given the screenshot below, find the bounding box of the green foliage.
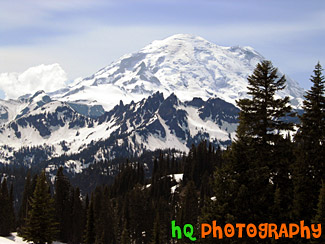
[202,61,295,243]
[293,62,325,222]
[151,214,162,244]
[18,172,32,229]
[0,178,15,236]
[236,60,293,145]
[299,62,325,144]
[54,167,73,242]
[71,187,84,244]
[21,171,58,244]
[84,195,95,244]
[178,181,198,226]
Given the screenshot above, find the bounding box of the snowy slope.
[0,90,52,125]
[53,34,305,110]
[0,236,15,244]
[0,92,239,165]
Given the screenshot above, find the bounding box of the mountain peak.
[54,34,305,110]
[141,33,219,54]
[161,33,207,42]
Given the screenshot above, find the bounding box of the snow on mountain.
[0,91,239,165]
[0,34,306,168]
[0,90,52,125]
[53,34,305,110]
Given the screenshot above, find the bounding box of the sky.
[0,0,324,99]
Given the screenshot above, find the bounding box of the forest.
[0,60,324,243]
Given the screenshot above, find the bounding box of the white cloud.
[0,64,68,99]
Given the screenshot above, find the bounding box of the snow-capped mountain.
[0,90,104,126]
[0,34,305,167]
[52,34,305,110]
[0,91,239,165]
[0,91,52,125]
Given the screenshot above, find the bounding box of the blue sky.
[0,0,324,99]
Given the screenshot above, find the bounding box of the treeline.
[0,61,324,243]
[0,141,221,243]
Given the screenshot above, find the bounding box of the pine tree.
[293,62,325,222]
[151,214,162,244]
[121,221,130,244]
[54,167,72,243]
[235,60,294,220]
[236,60,293,146]
[9,183,15,233]
[129,185,150,244]
[84,195,95,244]
[202,61,294,240]
[0,178,14,236]
[21,171,58,244]
[298,62,325,148]
[18,172,32,229]
[179,181,198,227]
[71,187,84,244]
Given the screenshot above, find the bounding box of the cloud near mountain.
[0,63,67,99]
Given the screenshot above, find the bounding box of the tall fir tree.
[235,60,294,220]
[84,194,95,244]
[151,214,162,244]
[21,171,58,244]
[236,60,293,146]
[121,221,131,244]
[178,181,198,227]
[202,61,294,243]
[9,183,15,233]
[298,62,325,148]
[0,178,15,236]
[71,187,84,244]
[18,172,32,230]
[54,167,72,243]
[293,62,325,223]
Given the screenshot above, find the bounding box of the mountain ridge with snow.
[51,34,305,110]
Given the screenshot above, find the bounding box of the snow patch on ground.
[1,233,65,244]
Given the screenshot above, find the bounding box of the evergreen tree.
[94,195,115,244]
[270,135,295,222]
[71,187,84,244]
[54,167,72,243]
[0,178,15,236]
[179,181,198,227]
[21,171,58,244]
[236,60,293,146]
[84,195,95,244]
[18,172,32,229]
[129,185,151,244]
[121,221,130,244]
[202,61,294,243]
[9,183,15,232]
[235,60,294,220]
[293,62,325,222]
[298,62,325,148]
[151,214,162,244]
[54,167,72,242]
